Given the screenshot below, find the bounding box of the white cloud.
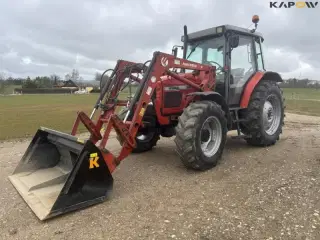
[0,0,319,80]
[21,57,32,65]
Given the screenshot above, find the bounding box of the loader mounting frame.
[70,51,216,173]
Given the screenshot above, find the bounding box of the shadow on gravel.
[123,135,257,174]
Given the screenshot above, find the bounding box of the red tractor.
[116,15,285,169]
[9,15,285,220]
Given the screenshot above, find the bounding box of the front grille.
[164,92,182,108]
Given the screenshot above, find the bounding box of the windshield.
[186,36,225,68]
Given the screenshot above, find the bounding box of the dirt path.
[0,113,319,240]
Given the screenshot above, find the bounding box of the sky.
[0,0,319,81]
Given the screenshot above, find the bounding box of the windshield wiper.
[186,41,203,59]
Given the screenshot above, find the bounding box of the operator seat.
[214,73,234,97]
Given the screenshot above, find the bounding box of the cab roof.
[182,24,264,42]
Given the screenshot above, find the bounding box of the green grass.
[282,88,320,117]
[0,87,319,140]
[0,93,130,141]
[283,88,320,100]
[284,99,320,117]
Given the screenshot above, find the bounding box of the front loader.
[9,15,285,220]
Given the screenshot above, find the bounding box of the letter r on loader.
[89,153,100,169]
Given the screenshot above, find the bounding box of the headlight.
[216,26,223,34]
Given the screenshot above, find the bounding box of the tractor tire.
[174,101,228,171]
[132,128,160,153]
[240,80,285,146]
[117,106,160,153]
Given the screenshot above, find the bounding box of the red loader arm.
[72,51,216,173]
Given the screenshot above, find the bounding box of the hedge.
[90,89,100,93]
[14,88,79,94]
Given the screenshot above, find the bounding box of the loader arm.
[92,51,216,173]
[71,59,144,140]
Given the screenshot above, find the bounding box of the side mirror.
[171,45,183,57]
[172,47,178,57]
[230,35,239,48]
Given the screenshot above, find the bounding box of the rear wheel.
[240,80,285,146]
[174,101,228,171]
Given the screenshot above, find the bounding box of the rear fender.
[188,92,232,129]
[240,71,283,108]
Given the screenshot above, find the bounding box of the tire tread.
[174,101,227,170]
[241,80,285,146]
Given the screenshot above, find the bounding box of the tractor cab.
[180,15,265,108]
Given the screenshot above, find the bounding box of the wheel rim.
[200,116,222,157]
[263,94,282,135]
[136,131,155,142]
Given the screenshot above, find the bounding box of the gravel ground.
[0,113,319,240]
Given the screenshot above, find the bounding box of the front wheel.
[132,127,160,153]
[117,106,160,153]
[174,101,228,171]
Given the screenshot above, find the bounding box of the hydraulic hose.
[90,68,116,119]
[124,54,157,123]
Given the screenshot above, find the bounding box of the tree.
[22,77,38,89]
[95,71,110,89]
[0,72,6,80]
[94,72,102,82]
[50,74,61,86]
[65,69,81,81]
[34,76,52,88]
[0,72,6,93]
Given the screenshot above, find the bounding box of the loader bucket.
[8,127,113,221]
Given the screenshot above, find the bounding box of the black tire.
[132,128,160,153]
[117,106,160,153]
[174,101,228,171]
[240,80,285,146]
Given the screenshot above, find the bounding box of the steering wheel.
[204,60,223,73]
